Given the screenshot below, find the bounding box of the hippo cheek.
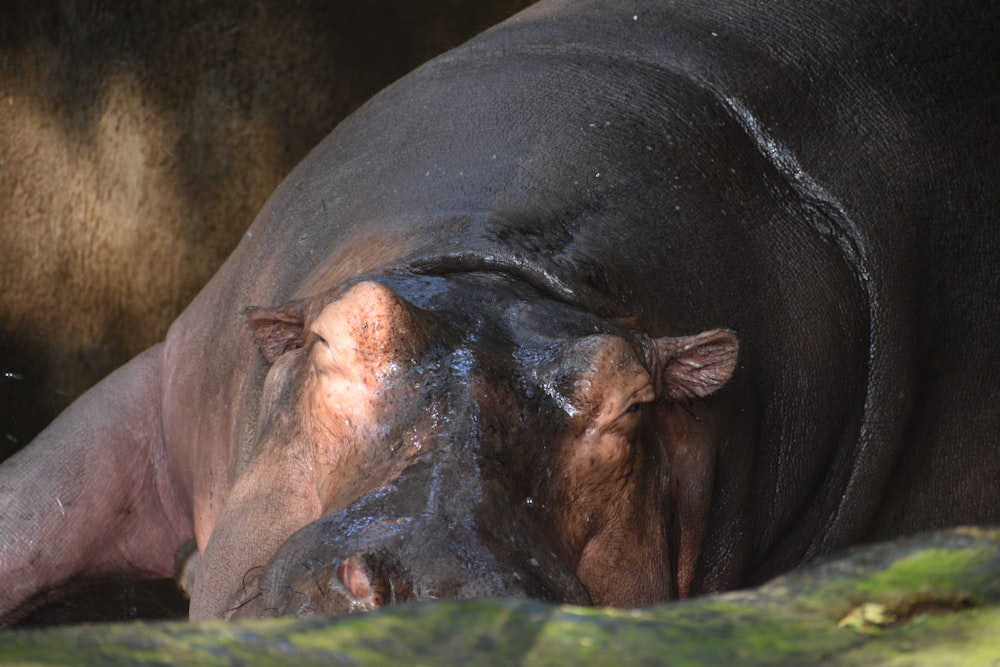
[189,415,428,619]
[187,432,325,621]
[535,329,738,605]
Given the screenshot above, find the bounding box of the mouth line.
[223,566,266,619]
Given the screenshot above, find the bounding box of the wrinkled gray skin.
[1,0,998,624]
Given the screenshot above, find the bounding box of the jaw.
[567,480,677,606]
[188,479,323,621]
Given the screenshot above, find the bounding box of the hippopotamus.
[1,0,997,624]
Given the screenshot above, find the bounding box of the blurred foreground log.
[2,527,998,665]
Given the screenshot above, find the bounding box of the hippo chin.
[1,0,998,624]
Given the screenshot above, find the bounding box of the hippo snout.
[227,488,593,619]
[227,510,417,619]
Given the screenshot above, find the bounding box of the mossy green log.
[1,527,998,666]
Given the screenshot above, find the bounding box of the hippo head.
[188,272,738,619]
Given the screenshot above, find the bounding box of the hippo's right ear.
[245,301,308,363]
[653,328,739,401]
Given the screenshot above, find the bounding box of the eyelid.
[618,384,656,419]
[630,384,656,406]
[306,328,331,347]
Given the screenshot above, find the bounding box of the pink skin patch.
[337,556,373,601]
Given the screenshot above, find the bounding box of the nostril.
[266,549,413,617]
[337,555,374,601]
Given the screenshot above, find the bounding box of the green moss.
[775,530,1000,622]
[1,528,998,666]
[853,548,985,594]
[0,600,995,666]
[832,607,1000,667]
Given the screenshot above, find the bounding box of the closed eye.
[620,384,656,419]
[307,329,329,346]
[609,393,654,433]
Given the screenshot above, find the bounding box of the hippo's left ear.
[246,300,308,364]
[653,328,739,401]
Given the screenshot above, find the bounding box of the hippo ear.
[246,300,309,364]
[654,328,739,401]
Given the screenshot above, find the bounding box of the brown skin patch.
[544,330,738,605]
[655,403,716,597]
[544,335,672,605]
